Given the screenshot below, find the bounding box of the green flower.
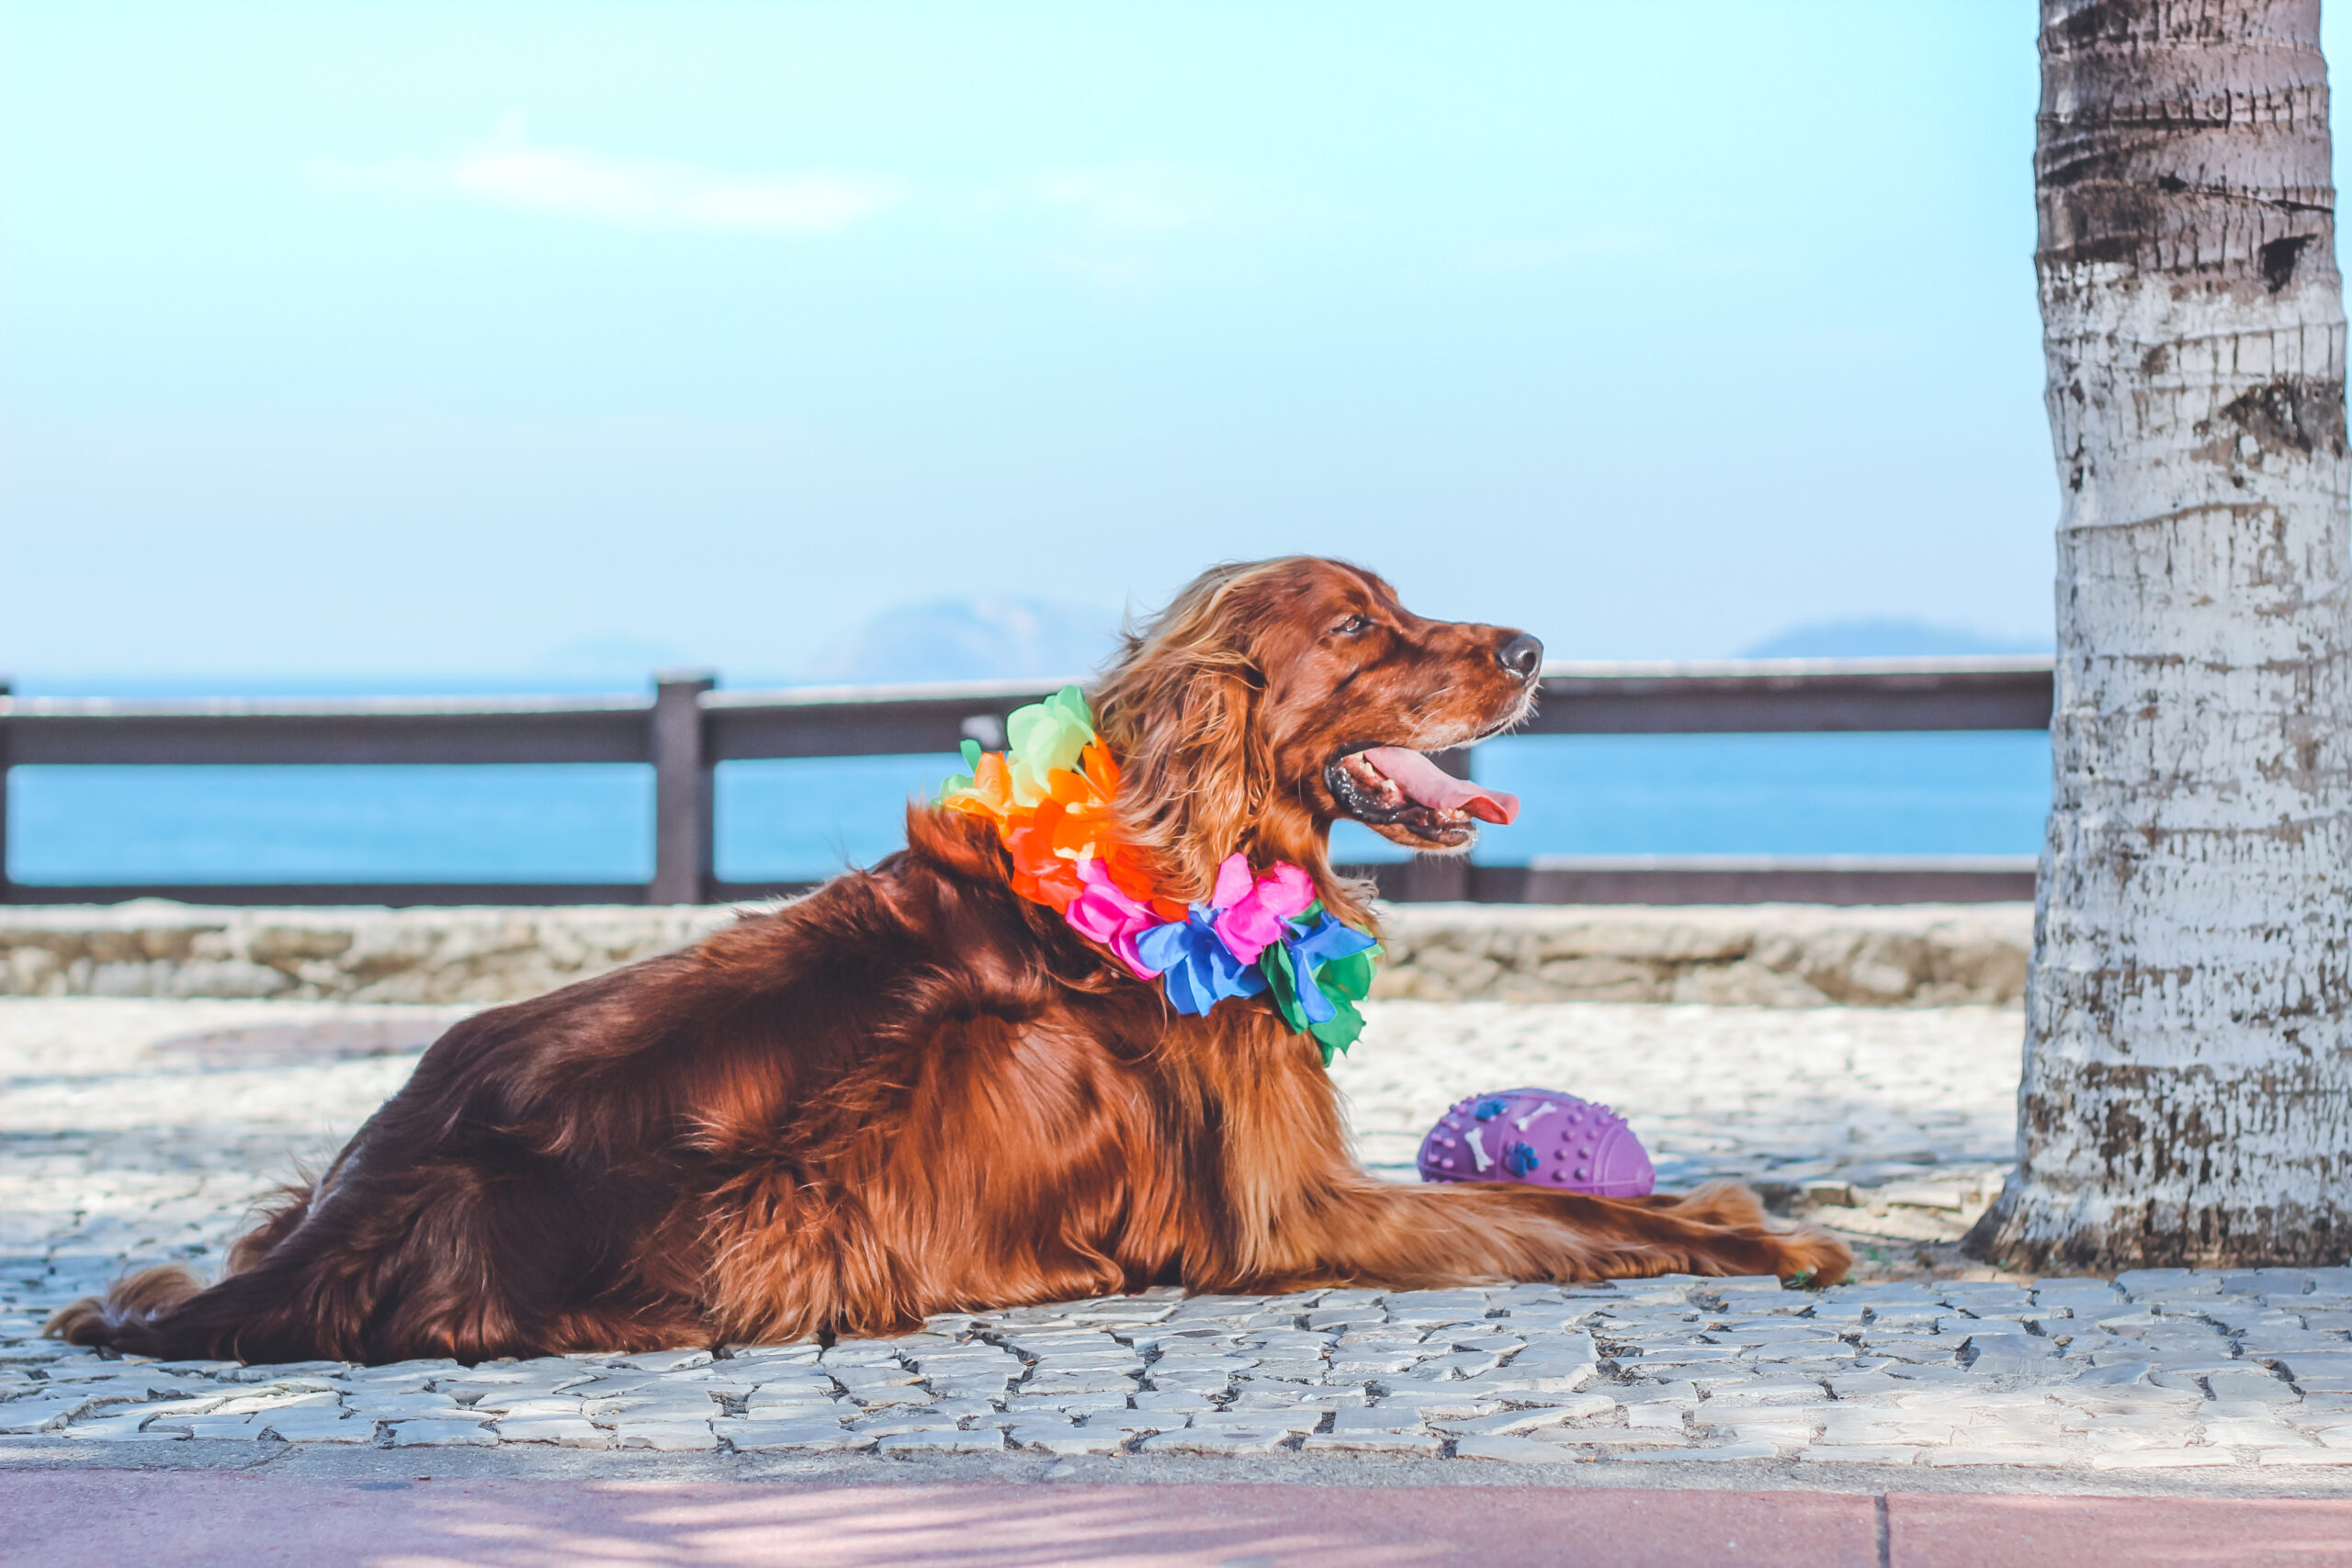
[1005,684,1096,804]
[1261,900,1383,1066]
[941,737,985,796]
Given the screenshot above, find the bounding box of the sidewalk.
[5,997,2349,1506]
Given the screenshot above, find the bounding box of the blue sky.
[0,1,2228,688]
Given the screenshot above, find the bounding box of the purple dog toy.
[1417,1087,1655,1199]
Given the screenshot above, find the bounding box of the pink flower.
[1208,853,1317,965]
[1066,854,1164,980]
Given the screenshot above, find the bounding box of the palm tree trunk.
[1968,0,2352,1270]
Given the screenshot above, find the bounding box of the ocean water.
[5,731,2051,886]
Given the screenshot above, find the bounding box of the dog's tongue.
[1363,747,1521,826]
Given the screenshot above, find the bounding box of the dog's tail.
[47,1181,327,1361]
[46,1264,217,1358]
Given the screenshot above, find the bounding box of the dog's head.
[1092,557,1541,920]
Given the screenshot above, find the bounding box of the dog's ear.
[1097,648,1272,906]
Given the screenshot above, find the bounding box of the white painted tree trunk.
[1969,0,2352,1269]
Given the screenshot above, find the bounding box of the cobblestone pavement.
[6,997,2351,1477]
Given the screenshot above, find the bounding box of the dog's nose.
[1496,632,1544,679]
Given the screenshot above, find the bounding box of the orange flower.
[939,693,1183,919]
[941,750,1022,828]
[1003,798,1086,910]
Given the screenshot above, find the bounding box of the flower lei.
[940,685,1381,1064]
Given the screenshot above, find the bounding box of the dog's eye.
[1332,615,1370,637]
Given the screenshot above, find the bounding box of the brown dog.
[52,558,1849,1364]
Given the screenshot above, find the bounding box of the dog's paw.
[1772,1227,1854,1290]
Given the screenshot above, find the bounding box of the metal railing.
[0,657,2053,907]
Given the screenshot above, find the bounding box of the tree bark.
[1968,0,2352,1271]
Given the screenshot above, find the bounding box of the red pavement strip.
[3,1474,2351,1567]
[1886,1493,2352,1568]
[9,1475,1870,1567]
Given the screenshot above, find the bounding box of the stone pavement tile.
[1468,1366,1600,1393]
[474,1396,591,1419]
[1329,1404,1430,1431]
[1799,1444,1919,1464]
[1228,1388,1365,1412]
[1623,1401,1691,1428]
[2259,1449,2352,1468]
[1085,1414,1185,1437]
[875,1428,1004,1455]
[1301,1431,1445,1457]
[1696,1400,1832,1429]
[1963,1336,2064,1376]
[364,1393,468,1418]
[725,1421,874,1452]
[1368,1388,1504,1418]
[1698,1377,1830,1404]
[1131,1389,1218,1413]
[616,1421,718,1451]
[1010,1426,1128,1456]
[1002,1392,1129,1416]
[1715,1421,1821,1448]
[386,1419,494,1447]
[2088,1450,2237,1470]
[921,1398,1001,1423]
[2211,1371,2301,1401]
[258,1409,369,1443]
[1922,1445,2076,1467]
[2280,1353,2352,1383]
[2203,1416,2309,1447]
[1747,1349,1857,1371]
[1194,1409,1320,1435]
[614,1349,713,1374]
[1023,1372,1139,1396]
[845,1411,960,1439]
[215,1359,351,1384]
[58,1412,166,1440]
[0,1397,95,1434]
[1611,1439,1782,1463]
[1453,1433,1586,1465]
[741,1396,843,1419]
[1622,1347,1741,1367]
[1509,1388,1624,1413]
[491,1416,608,1448]
[1141,1427,1295,1456]
[840,1387,932,1409]
[1442,1404,1603,1438]
[217,1389,342,1416]
[1826,1371,1916,1400]
[1534,1429,1696,1450]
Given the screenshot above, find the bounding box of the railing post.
[0,676,11,902]
[650,670,716,905]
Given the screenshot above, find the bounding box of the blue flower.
[1136,906,1268,1016]
[1272,908,1379,1027]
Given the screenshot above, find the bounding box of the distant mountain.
[805,597,1123,685]
[1739,618,2050,660]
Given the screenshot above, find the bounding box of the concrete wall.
[0,898,2030,1009]
[1370,903,2030,1007]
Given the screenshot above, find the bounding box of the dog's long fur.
[51,558,1849,1364]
